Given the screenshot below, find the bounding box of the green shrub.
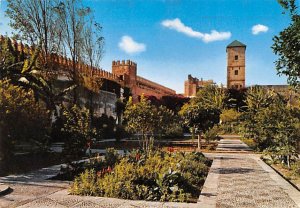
[203,125,219,143]
[70,150,210,202]
[70,169,98,196]
[61,105,94,158]
[104,148,120,167]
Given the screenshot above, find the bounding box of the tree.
[272,0,300,86]
[180,102,220,140]
[241,86,279,145]
[6,0,63,79]
[124,95,158,151]
[241,86,300,168]
[179,85,225,141]
[256,101,299,168]
[220,108,241,133]
[124,95,180,151]
[54,0,97,104]
[60,104,94,158]
[0,36,76,120]
[194,85,227,111]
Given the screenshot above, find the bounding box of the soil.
[270,163,300,190]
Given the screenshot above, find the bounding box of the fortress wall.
[136,76,175,95]
[0,35,121,84]
[112,59,176,99]
[1,36,176,99]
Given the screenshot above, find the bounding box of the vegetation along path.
[1,137,300,207]
[200,136,300,208]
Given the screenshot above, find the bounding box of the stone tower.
[226,40,246,89]
[112,60,137,99]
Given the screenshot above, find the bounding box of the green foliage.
[220,109,241,123]
[124,95,182,150]
[0,79,50,160]
[92,114,116,140]
[70,150,211,202]
[70,169,98,196]
[203,126,219,143]
[272,0,300,86]
[219,108,241,134]
[61,104,94,157]
[104,148,120,167]
[194,85,227,110]
[241,86,300,167]
[124,95,158,136]
[179,85,225,138]
[180,103,220,133]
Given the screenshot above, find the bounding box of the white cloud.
[118,35,146,54]
[161,18,231,43]
[252,24,269,35]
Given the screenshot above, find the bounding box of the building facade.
[184,74,214,97]
[227,40,246,89]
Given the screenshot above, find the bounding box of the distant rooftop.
[227,40,246,48]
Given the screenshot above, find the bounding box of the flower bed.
[69,149,211,203]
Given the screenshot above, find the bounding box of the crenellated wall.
[1,36,176,100]
[0,35,122,85]
[112,59,176,100]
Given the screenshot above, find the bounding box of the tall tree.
[82,15,104,119]
[6,0,63,77]
[54,0,94,103]
[272,0,300,86]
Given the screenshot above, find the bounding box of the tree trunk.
[198,133,202,150]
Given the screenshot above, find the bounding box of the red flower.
[135,153,140,161]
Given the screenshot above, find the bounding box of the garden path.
[199,137,300,208]
[0,136,299,207]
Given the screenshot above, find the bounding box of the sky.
[0,0,294,93]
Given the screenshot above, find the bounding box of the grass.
[262,156,300,190]
[270,162,300,190]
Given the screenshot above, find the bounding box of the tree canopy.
[272,0,300,86]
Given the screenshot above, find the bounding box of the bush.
[0,80,51,160]
[203,125,219,143]
[61,105,94,158]
[70,150,211,202]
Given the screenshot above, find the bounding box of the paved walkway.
[0,137,299,207]
[199,137,300,208]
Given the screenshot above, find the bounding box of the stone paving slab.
[16,188,200,208]
[216,139,251,152]
[200,138,300,208]
[0,183,10,195]
[0,183,64,208]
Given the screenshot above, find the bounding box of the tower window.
[235,55,238,60]
[234,70,238,75]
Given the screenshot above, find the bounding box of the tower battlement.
[112,60,137,67]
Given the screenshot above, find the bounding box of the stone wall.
[1,36,176,102]
[184,74,214,97]
[112,60,176,100]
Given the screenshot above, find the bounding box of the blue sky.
[0,0,293,93]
